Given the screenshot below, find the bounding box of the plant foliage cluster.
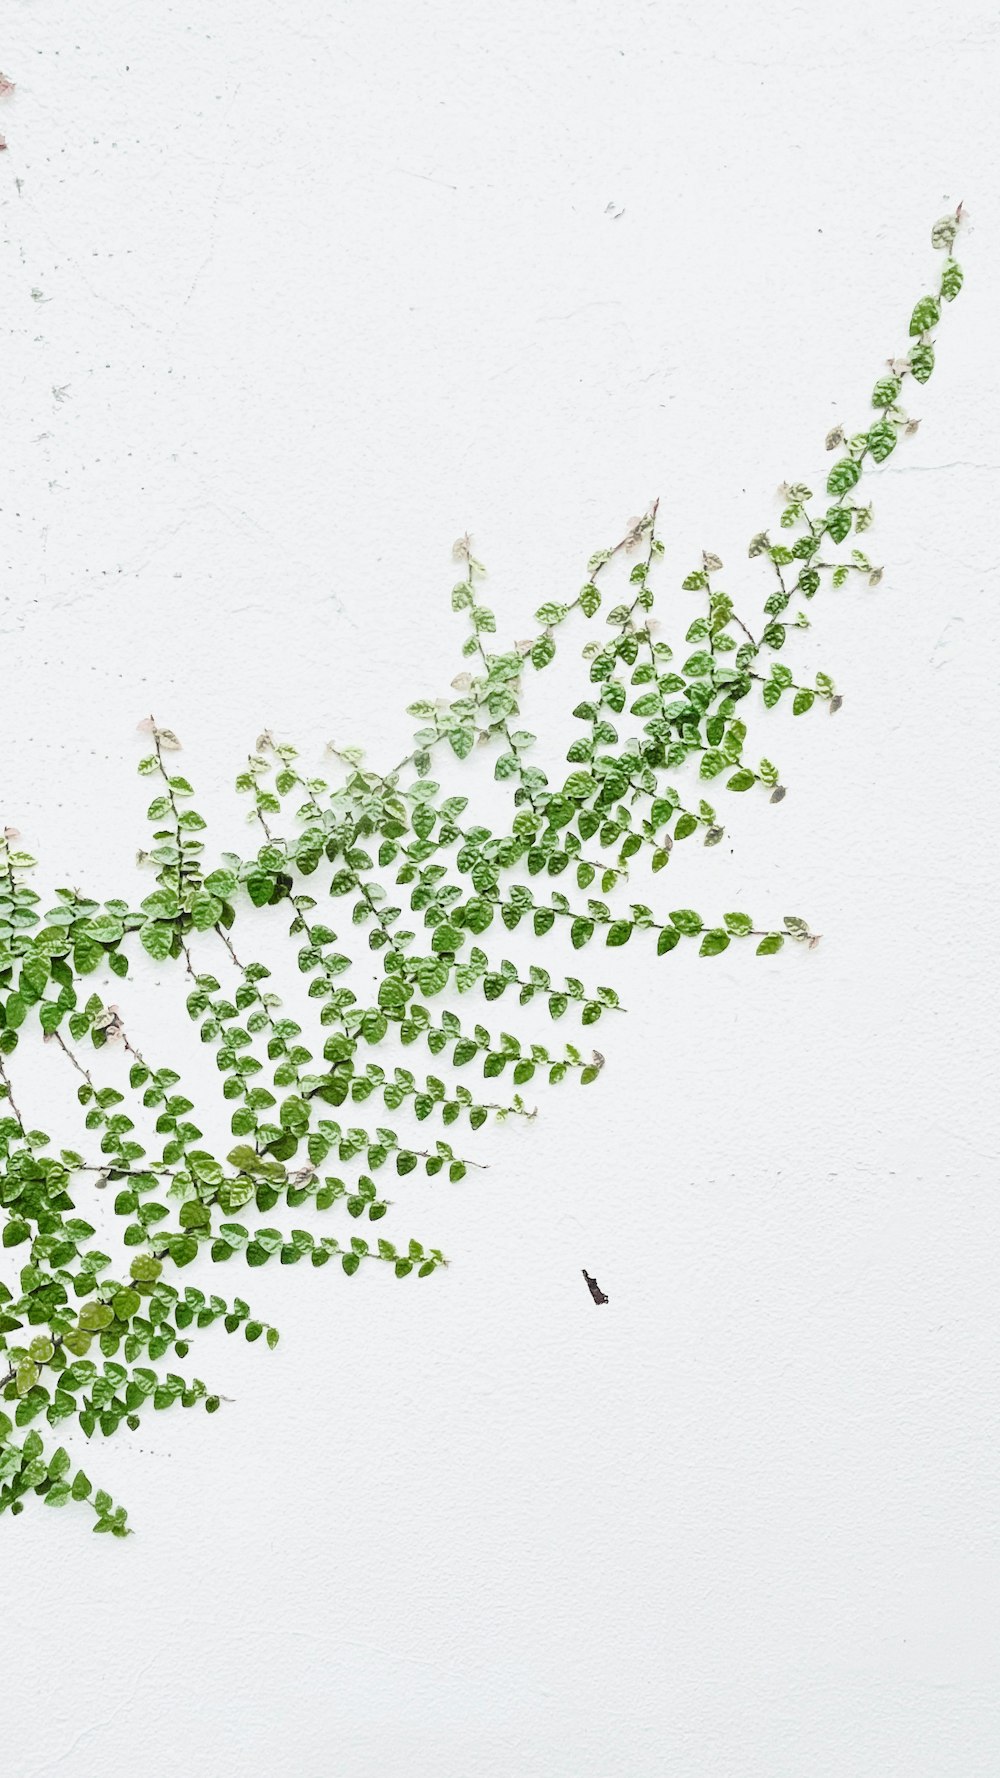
[0,214,964,1532]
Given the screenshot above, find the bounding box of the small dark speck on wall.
[582,1270,608,1306]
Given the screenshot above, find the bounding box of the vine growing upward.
[0,209,966,1533]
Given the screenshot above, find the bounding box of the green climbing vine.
[0,210,966,1532]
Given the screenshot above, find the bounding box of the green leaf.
[826,458,861,497]
[129,1254,162,1283]
[204,869,238,898]
[226,1144,262,1174]
[79,1302,114,1331]
[20,956,49,998]
[15,1360,39,1395]
[534,601,568,626]
[909,342,934,384]
[3,993,27,1030]
[246,873,276,908]
[755,932,784,955]
[48,1446,71,1479]
[669,909,702,936]
[871,375,901,408]
[930,213,959,250]
[867,421,897,464]
[909,294,940,336]
[784,915,811,940]
[649,795,678,829]
[189,891,224,931]
[417,958,449,996]
[699,929,730,957]
[141,889,179,918]
[140,922,174,962]
[940,258,963,302]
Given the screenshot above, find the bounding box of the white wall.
[2,4,999,1774]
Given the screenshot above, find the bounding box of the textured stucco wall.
[2,4,999,1775]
